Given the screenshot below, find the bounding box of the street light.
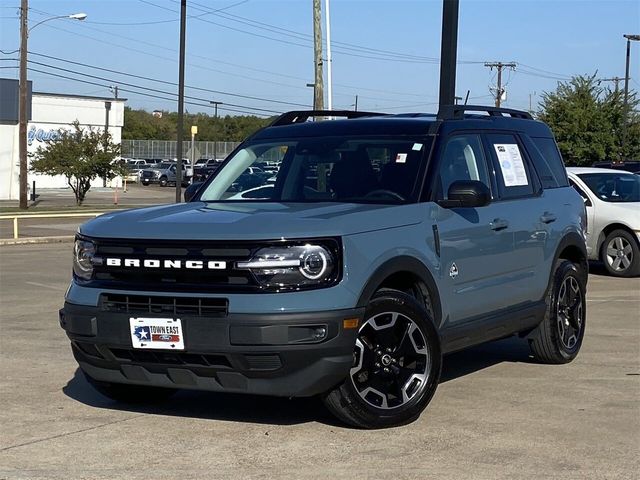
[18,2,87,209]
[209,101,223,161]
[622,34,639,160]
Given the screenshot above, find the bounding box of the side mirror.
[438,180,491,208]
[184,182,204,202]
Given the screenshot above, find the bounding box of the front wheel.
[159,176,168,187]
[600,229,640,277]
[529,260,586,364]
[322,290,441,429]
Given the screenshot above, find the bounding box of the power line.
[27,59,284,114]
[29,51,309,108]
[26,8,438,102]
[26,66,277,117]
[84,0,248,26]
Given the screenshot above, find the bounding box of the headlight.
[73,238,96,280]
[237,244,338,290]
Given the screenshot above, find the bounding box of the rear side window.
[531,137,569,187]
[485,133,536,199]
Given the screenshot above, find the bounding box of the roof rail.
[269,110,386,127]
[449,105,533,120]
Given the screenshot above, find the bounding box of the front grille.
[109,348,232,368]
[100,294,228,316]
[90,239,258,293]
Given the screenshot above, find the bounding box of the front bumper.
[60,302,364,397]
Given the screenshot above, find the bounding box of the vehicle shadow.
[63,336,536,425]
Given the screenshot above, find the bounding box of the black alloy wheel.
[529,260,586,364]
[323,289,441,429]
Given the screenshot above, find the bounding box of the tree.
[538,74,640,166]
[123,107,273,142]
[30,122,123,205]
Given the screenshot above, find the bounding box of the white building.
[0,86,125,200]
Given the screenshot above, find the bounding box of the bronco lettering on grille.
[105,258,227,270]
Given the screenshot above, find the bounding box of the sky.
[1,0,639,117]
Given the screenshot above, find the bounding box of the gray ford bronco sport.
[61,106,588,428]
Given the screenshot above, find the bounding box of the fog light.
[313,326,327,340]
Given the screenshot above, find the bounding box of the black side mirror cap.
[184,182,204,202]
[437,180,491,208]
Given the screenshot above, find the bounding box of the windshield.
[198,136,430,203]
[578,172,640,203]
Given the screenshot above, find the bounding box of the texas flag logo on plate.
[130,318,184,350]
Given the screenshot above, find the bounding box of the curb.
[0,235,75,246]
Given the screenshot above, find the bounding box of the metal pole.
[104,101,111,187]
[210,101,222,160]
[19,0,28,209]
[496,66,503,107]
[622,35,640,160]
[175,0,187,202]
[312,0,324,111]
[324,0,332,111]
[354,95,358,111]
[623,38,631,112]
[437,0,459,120]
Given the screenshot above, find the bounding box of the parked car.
[592,160,640,174]
[567,167,640,277]
[62,106,587,429]
[140,162,190,187]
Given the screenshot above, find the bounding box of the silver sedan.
[567,167,640,277]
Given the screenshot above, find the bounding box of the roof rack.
[449,105,533,120]
[269,110,386,127]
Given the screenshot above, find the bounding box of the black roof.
[253,107,552,140]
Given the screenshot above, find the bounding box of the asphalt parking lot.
[0,243,638,479]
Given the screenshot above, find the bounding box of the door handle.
[490,218,509,231]
[540,212,557,224]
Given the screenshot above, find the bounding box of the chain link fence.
[121,140,241,160]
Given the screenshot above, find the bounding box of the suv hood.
[79,202,423,240]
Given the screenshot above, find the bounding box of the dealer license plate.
[129,317,184,350]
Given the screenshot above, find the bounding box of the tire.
[159,176,168,187]
[600,229,640,277]
[322,289,441,429]
[141,181,149,187]
[529,260,586,364]
[83,372,176,404]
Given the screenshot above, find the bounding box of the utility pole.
[484,61,516,107]
[175,0,186,202]
[18,0,28,209]
[312,0,324,111]
[110,85,119,99]
[601,77,624,93]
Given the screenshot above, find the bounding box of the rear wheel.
[83,372,176,403]
[529,260,586,364]
[600,229,640,277]
[322,290,441,429]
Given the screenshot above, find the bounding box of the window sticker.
[493,144,528,187]
[395,153,408,163]
[412,143,423,151]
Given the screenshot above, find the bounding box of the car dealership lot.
[0,244,638,479]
